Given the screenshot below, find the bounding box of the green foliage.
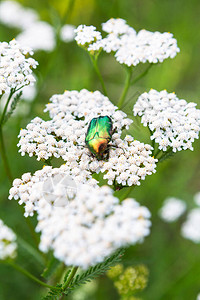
[0,0,200,299]
[42,249,124,299]
[42,284,63,300]
[64,249,124,296]
[2,91,23,125]
[157,149,176,163]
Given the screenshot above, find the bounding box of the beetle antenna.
[76,144,87,148]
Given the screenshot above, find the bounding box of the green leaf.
[63,269,71,283]
[42,284,63,300]
[64,248,125,296]
[2,91,22,124]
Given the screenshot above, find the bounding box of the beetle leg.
[111,127,117,135]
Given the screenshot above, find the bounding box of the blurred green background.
[0,0,200,299]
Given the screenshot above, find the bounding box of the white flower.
[0,40,38,95]
[0,0,39,30]
[76,18,179,65]
[133,89,200,152]
[16,21,56,52]
[102,18,136,35]
[35,183,151,269]
[114,29,180,66]
[9,165,97,217]
[159,197,186,222]
[0,219,17,260]
[101,136,157,187]
[17,89,157,187]
[60,24,76,43]
[181,208,200,243]
[75,25,102,46]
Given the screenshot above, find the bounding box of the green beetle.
[85,116,116,160]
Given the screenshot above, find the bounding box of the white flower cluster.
[74,25,102,52]
[159,197,186,222]
[37,184,151,269]
[9,165,97,217]
[101,135,157,186]
[181,192,200,243]
[0,0,38,30]
[102,18,136,36]
[0,219,17,260]
[11,174,150,269]
[60,24,76,43]
[114,30,179,66]
[17,89,157,187]
[0,40,38,95]
[160,192,200,243]
[16,21,56,52]
[74,18,179,65]
[181,208,200,243]
[133,89,200,152]
[0,1,75,51]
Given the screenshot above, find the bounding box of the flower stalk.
[118,67,132,109]
[62,266,79,290]
[90,55,108,96]
[3,260,60,290]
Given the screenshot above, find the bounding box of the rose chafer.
[85,116,116,160]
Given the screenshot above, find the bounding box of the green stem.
[118,67,132,109]
[154,148,161,159]
[157,147,174,162]
[62,266,79,290]
[4,261,60,290]
[0,126,13,183]
[131,63,153,85]
[90,55,108,96]
[0,90,17,183]
[0,90,15,126]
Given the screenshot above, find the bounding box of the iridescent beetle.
[85,116,116,160]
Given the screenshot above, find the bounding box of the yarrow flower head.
[17,89,157,188]
[181,208,200,243]
[102,18,136,36]
[74,25,102,53]
[180,192,200,243]
[75,18,180,65]
[0,0,39,30]
[60,24,76,43]
[114,30,179,66]
[9,172,151,269]
[16,21,56,52]
[159,197,186,222]
[0,219,17,260]
[9,164,98,217]
[133,89,200,152]
[0,39,38,95]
